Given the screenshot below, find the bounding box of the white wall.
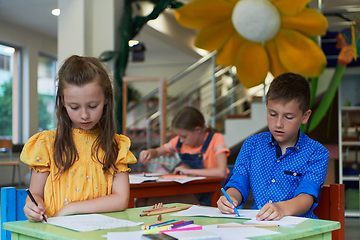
[0,19,57,186]
[0,20,57,141]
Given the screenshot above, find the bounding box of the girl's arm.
[24,170,49,222]
[53,171,130,217]
[139,145,168,163]
[256,193,314,221]
[173,152,228,178]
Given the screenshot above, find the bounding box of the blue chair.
[1,187,27,240]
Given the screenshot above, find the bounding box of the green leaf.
[98,51,117,62]
[307,64,347,132]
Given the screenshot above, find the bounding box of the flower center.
[232,0,280,43]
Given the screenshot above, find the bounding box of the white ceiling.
[0,0,58,38]
[0,0,359,40]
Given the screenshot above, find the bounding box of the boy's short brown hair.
[266,72,310,113]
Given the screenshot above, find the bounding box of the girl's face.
[62,80,107,130]
[172,127,203,147]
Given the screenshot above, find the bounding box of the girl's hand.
[23,201,47,222]
[53,204,74,217]
[217,195,239,214]
[173,164,190,175]
[256,202,284,221]
[139,150,152,163]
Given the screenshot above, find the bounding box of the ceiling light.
[128,40,139,47]
[52,8,60,16]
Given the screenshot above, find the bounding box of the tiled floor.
[345,217,360,240]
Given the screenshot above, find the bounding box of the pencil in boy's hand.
[221,188,241,217]
[26,189,47,222]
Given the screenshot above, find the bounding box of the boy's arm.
[53,171,130,217]
[257,143,329,221]
[256,193,313,220]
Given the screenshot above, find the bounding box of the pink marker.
[159,226,202,233]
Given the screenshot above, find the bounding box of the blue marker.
[221,188,241,217]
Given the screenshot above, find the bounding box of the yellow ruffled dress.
[20,128,137,217]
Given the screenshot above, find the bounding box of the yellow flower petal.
[235,41,269,88]
[217,33,245,66]
[195,19,234,51]
[265,40,288,77]
[275,29,327,77]
[225,0,239,5]
[272,0,311,16]
[174,0,233,29]
[282,8,328,36]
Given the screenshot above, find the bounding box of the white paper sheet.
[171,205,308,226]
[103,223,280,240]
[203,223,280,240]
[171,205,258,219]
[129,174,205,184]
[47,214,143,232]
[244,216,308,226]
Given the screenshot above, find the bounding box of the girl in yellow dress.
[21,55,137,222]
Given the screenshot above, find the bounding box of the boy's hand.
[217,195,239,214]
[24,201,47,222]
[256,202,284,221]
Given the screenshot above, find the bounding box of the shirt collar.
[268,130,302,152]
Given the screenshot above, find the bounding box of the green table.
[3,203,340,240]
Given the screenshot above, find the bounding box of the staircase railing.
[125,51,266,152]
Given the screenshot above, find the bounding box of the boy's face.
[266,99,311,149]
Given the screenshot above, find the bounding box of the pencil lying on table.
[147,205,192,216]
[217,224,279,228]
[143,205,176,213]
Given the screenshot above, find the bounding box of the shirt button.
[198,154,202,158]
[293,173,297,176]
[276,160,280,163]
[297,146,299,150]
[272,179,275,183]
[269,200,272,203]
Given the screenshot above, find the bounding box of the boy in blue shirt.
[218,72,329,220]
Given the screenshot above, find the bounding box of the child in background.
[218,72,329,220]
[21,55,137,222]
[139,106,230,206]
[140,106,230,178]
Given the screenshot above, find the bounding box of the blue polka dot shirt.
[225,131,329,219]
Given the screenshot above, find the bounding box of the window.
[0,44,15,138]
[38,55,57,131]
[0,54,10,71]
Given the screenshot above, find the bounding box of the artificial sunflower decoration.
[174,0,328,88]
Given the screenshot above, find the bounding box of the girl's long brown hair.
[54,55,119,177]
[171,106,216,133]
